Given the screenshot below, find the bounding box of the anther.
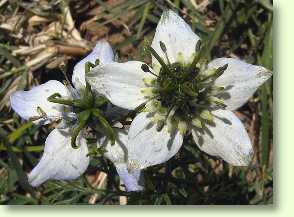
[159,41,171,65]
[192,118,202,129]
[208,96,226,108]
[147,46,170,73]
[215,64,228,77]
[141,64,158,77]
[195,40,201,52]
[200,110,214,122]
[156,121,164,132]
[141,64,150,72]
[37,106,47,117]
[159,41,167,53]
[178,120,188,135]
[29,107,47,121]
[85,61,96,74]
[95,58,100,66]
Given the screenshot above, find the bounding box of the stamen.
[178,120,188,135]
[147,46,170,73]
[214,64,228,78]
[192,118,202,129]
[29,116,43,122]
[85,61,96,74]
[200,110,214,122]
[195,40,202,52]
[141,64,158,77]
[37,106,47,117]
[156,121,164,131]
[190,40,203,71]
[60,63,71,85]
[84,61,97,95]
[208,96,227,108]
[159,41,171,65]
[141,87,156,97]
[95,58,100,66]
[143,77,156,86]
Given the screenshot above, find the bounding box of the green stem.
[71,110,91,148]
[92,109,116,145]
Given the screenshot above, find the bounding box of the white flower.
[10,41,143,191]
[86,10,272,171]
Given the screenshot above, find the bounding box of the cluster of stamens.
[141,41,230,135]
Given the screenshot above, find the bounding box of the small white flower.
[86,10,272,171]
[10,41,143,191]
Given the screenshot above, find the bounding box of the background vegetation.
[0,0,273,205]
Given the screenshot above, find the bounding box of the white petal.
[151,10,200,65]
[116,164,143,192]
[192,110,253,166]
[208,58,272,110]
[87,61,153,110]
[72,40,114,89]
[97,130,143,191]
[127,112,183,170]
[97,130,128,165]
[10,80,70,125]
[28,128,89,186]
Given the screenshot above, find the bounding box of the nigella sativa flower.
[10,41,143,191]
[86,10,272,172]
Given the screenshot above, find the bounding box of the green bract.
[46,61,115,148]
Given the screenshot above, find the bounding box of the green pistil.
[46,59,115,148]
[144,42,230,134]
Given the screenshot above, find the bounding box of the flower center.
[157,62,198,112]
[142,41,230,135]
[44,60,116,148]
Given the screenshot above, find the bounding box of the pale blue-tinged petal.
[115,164,143,192]
[72,40,114,89]
[87,61,153,110]
[97,130,143,191]
[28,128,89,187]
[208,58,272,110]
[10,80,70,125]
[192,110,253,166]
[127,112,183,170]
[151,10,201,65]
